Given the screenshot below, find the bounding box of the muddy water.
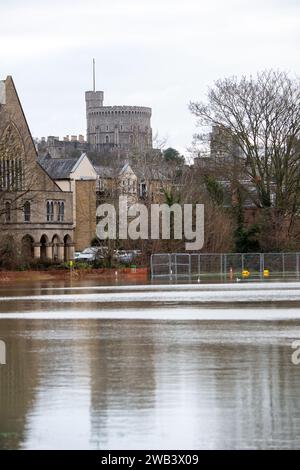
[0,281,300,449]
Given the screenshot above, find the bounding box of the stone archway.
[40,234,49,260]
[64,234,73,261]
[52,235,61,262]
[21,235,35,260]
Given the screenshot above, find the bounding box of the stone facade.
[37,135,90,159]
[0,76,75,262]
[74,180,96,251]
[85,90,152,153]
[38,153,97,252]
[95,162,167,208]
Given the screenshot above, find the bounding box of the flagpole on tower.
[93,58,96,92]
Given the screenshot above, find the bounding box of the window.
[105,135,110,144]
[139,182,147,198]
[47,201,54,222]
[58,201,65,222]
[24,201,31,222]
[98,179,104,192]
[5,201,11,222]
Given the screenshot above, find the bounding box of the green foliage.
[204,176,224,205]
[73,261,91,270]
[0,235,19,270]
[163,189,180,206]
[234,224,260,253]
[92,259,105,269]
[163,147,185,165]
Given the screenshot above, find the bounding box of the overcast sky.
[1,0,300,155]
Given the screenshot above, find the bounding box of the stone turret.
[85,90,104,112]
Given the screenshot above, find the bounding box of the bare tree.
[190,71,300,208]
[190,70,300,248]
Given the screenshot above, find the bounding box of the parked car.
[113,250,141,264]
[76,247,105,262]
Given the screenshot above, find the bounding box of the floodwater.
[0,280,300,450]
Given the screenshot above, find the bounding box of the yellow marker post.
[263,269,270,278]
[69,260,73,278]
[242,270,250,278]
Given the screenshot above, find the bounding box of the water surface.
[0,281,300,449]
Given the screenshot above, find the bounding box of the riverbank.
[0,267,149,283]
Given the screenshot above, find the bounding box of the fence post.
[189,254,191,281]
[224,254,227,282]
[169,254,172,281]
[198,254,201,282]
[242,254,244,272]
[260,253,263,280]
[297,253,299,280]
[282,253,285,279]
[150,254,153,280]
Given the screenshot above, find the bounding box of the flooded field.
[0,281,300,449]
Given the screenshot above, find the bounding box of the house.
[95,162,138,205]
[38,153,97,251]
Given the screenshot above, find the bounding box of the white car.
[76,247,105,262]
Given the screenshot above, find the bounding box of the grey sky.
[1,0,300,155]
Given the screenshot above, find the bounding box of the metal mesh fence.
[151,252,300,281]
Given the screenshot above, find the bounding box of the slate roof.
[38,153,80,180]
[94,163,131,178]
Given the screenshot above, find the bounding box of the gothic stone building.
[0,76,74,262]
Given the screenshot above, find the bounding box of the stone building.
[38,153,97,251]
[37,134,90,159]
[85,90,152,154]
[95,163,138,206]
[95,162,167,209]
[0,76,75,262]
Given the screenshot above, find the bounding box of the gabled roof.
[94,162,134,178]
[38,152,97,180]
[38,154,78,179]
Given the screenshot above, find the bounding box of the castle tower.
[85,89,153,154]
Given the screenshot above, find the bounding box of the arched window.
[47,201,54,222]
[5,201,11,222]
[58,201,65,222]
[129,135,134,144]
[105,135,110,144]
[24,201,31,222]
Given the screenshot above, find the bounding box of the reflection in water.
[0,282,300,449]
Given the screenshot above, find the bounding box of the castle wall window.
[105,135,110,143]
[24,201,31,223]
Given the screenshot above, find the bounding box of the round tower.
[85,90,152,153]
